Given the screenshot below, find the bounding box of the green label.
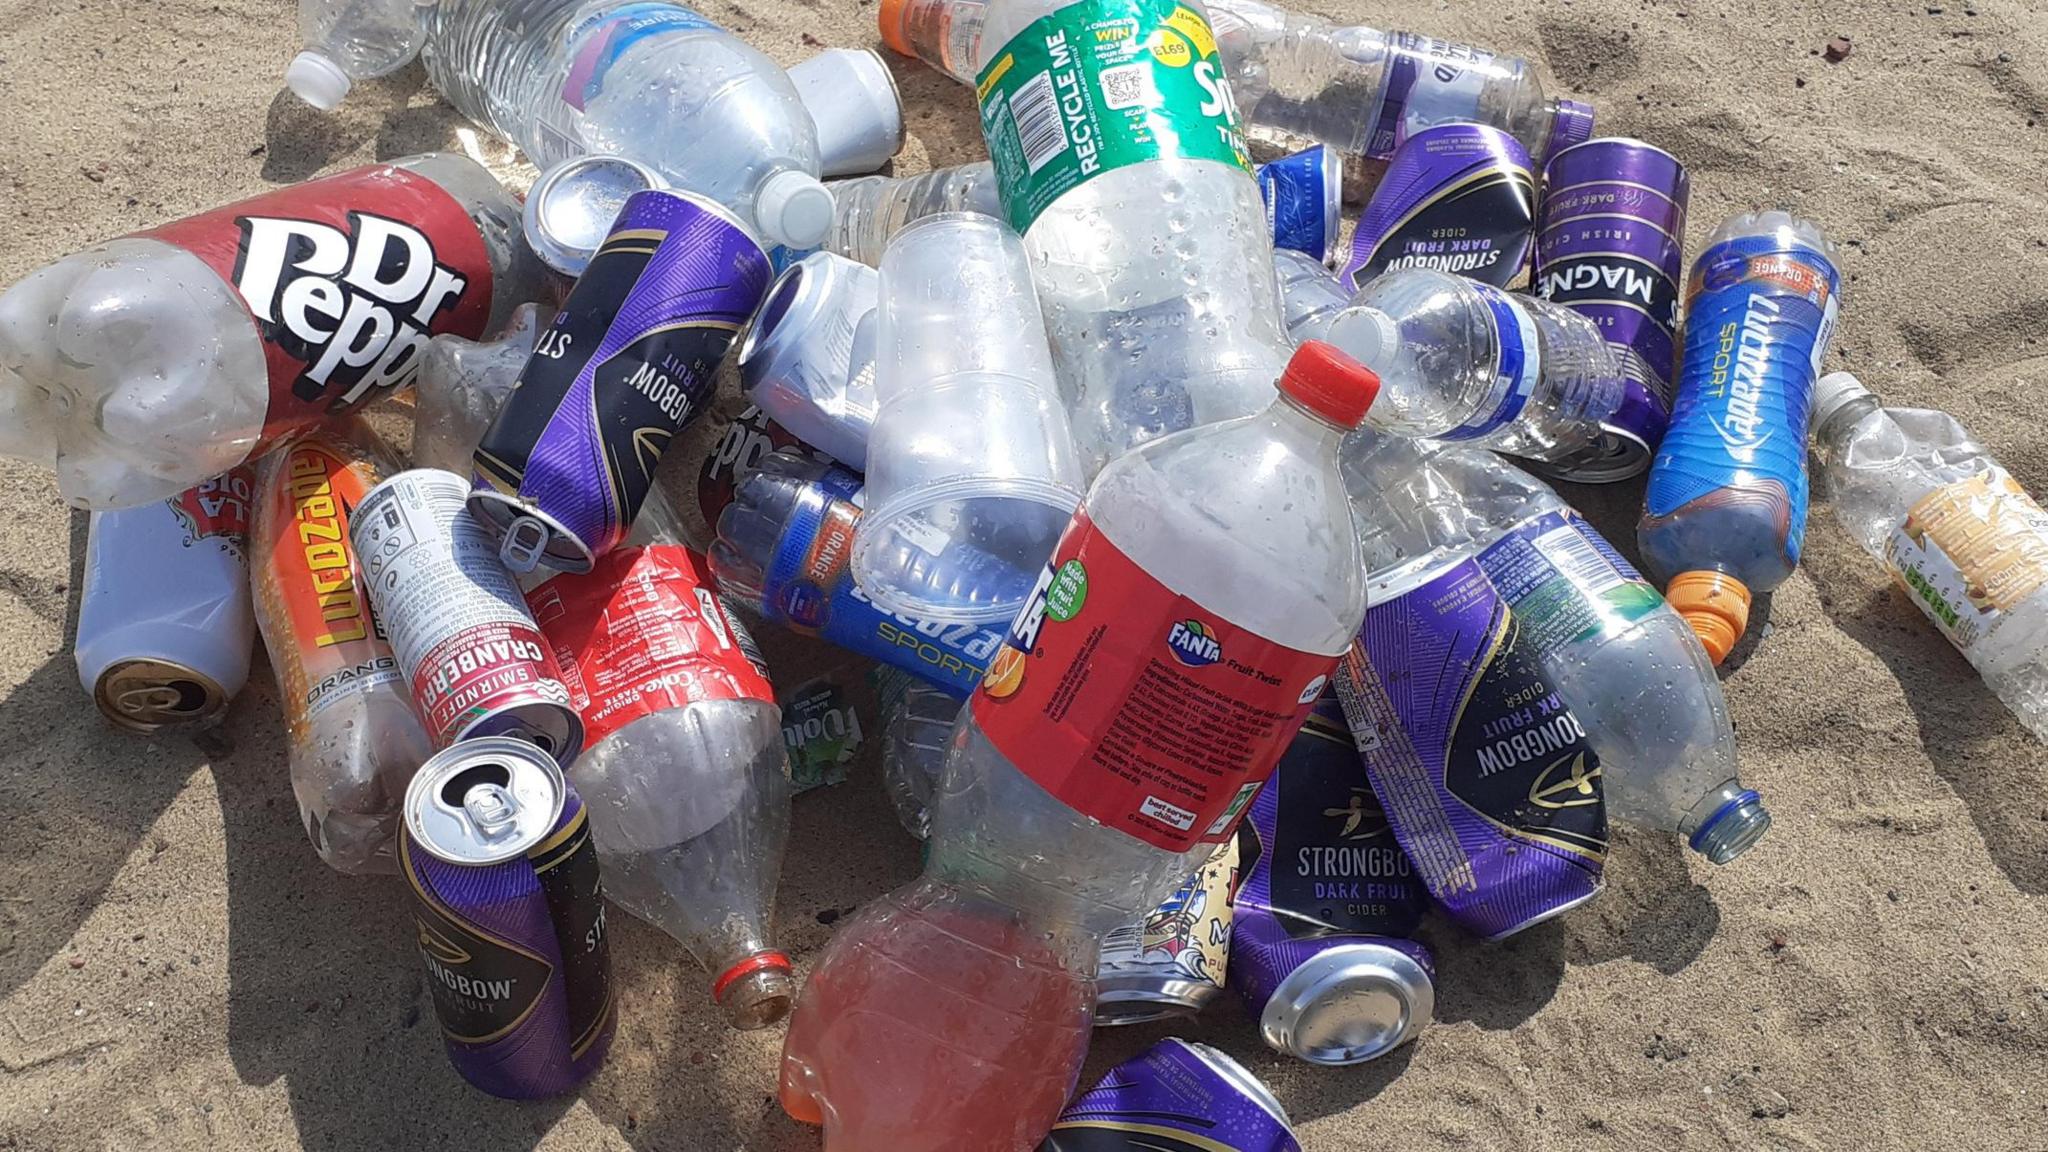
[975,0,1251,234]
[782,678,865,792]
[1046,559,1088,622]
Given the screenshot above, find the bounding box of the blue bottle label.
[562,3,720,111]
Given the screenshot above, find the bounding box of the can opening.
[440,761,513,809]
[741,262,807,368]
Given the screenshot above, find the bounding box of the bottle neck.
[1272,392,1355,450]
[1814,394,1881,455]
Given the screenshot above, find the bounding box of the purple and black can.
[1230,689,1434,1066]
[1041,1038,1299,1152]
[401,737,616,1099]
[1531,137,1690,482]
[1341,122,1537,292]
[470,189,773,574]
[1255,145,1344,268]
[1332,555,1608,939]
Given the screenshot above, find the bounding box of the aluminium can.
[351,468,583,759]
[470,188,774,574]
[1256,145,1344,268]
[1093,836,1240,1026]
[1042,1038,1300,1152]
[401,737,615,1098]
[1341,122,1537,292]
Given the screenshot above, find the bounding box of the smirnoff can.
[351,469,583,759]
[1094,837,1240,1025]
[75,470,257,733]
[401,737,616,1098]
[470,188,774,574]
[1042,1038,1300,1152]
[1341,122,1537,292]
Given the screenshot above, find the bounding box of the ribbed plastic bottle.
[286,0,431,111]
[825,162,1003,267]
[876,0,1594,162]
[420,0,834,248]
[970,0,1290,472]
[1276,250,1625,464]
[873,665,961,839]
[778,343,1377,1151]
[1812,372,2048,741]
[1639,211,1841,664]
[1343,434,1773,863]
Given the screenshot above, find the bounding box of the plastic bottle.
[1342,434,1771,864]
[1276,250,1626,464]
[286,0,432,111]
[875,0,1593,162]
[1812,372,2048,742]
[1639,212,1842,664]
[825,162,1003,268]
[778,343,1378,1151]
[411,303,544,476]
[970,0,1290,472]
[0,153,540,510]
[873,665,961,839]
[419,0,833,249]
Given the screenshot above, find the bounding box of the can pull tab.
[462,783,521,840]
[499,516,549,573]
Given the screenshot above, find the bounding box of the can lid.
[94,659,227,734]
[403,737,568,865]
[1810,371,1872,433]
[1279,341,1380,429]
[525,155,664,277]
[1257,942,1434,1065]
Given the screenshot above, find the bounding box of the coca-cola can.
[351,468,583,760]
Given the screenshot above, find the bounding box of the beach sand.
[3,0,2048,1148]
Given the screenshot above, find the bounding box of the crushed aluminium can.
[1256,145,1344,268]
[471,188,773,574]
[1532,137,1690,482]
[401,737,616,1099]
[1095,837,1240,1026]
[1230,689,1434,1065]
[1341,122,1537,292]
[1042,1038,1300,1152]
[351,469,583,759]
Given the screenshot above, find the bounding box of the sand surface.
[4,0,2048,1148]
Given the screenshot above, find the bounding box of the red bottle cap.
[1278,340,1381,429]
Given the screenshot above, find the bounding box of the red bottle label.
[971,513,1337,853]
[140,164,496,450]
[527,545,774,747]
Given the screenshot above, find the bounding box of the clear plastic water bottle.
[875,0,1593,162]
[420,0,834,249]
[1812,372,2048,742]
[1343,434,1772,863]
[1276,251,1626,464]
[411,303,543,476]
[971,0,1290,472]
[286,0,432,111]
[778,343,1377,1150]
[873,666,961,839]
[825,162,1002,267]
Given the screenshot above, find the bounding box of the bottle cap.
[1279,341,1381,429]
[1810,371,1872,432]
[877,0,915,57]
[789,48,907,177]
[1324,307,1401,369]
[759,169,836,249]
[1666,571,1752,665]
[1547,99,1598,157]
[524,154,663,277]
[286,51,352,112]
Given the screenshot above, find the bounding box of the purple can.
[1341,122,1537,292]
[1230,689,1434,1066]
[401,737,616,1099]
[1041,1038,1299,1152]
[1332,556,1608,939]
[470,189,772,574]
[1532,137,1690,482]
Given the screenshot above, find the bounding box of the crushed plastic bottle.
[873,665,960,839]
[411,303,544,475]
[420,0,833,249]
[286,0,432,111]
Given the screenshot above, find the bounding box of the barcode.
[1534,525,1628,595]
[1008,71,1068,174]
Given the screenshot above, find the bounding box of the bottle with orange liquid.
[778,342,1379,1150]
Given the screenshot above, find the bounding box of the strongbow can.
[76,469,257,733]
[1042,1038,1300,1152]
[1342,122,1537,292]
[470,189,774,574]
[1095,837,1240,1026]
[401,737,615,1098]
[1532,137,1690,482]
[351,469,583,759]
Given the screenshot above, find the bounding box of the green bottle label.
[975,0,1251,234]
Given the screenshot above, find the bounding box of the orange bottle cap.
[878,0,914,57]
[1665,571,1752,665]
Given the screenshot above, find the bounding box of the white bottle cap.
[758,169,836,249]
[788,48,907,177]
[1810,370,1872,431]
[1325,307,1402,368]
[286,51,353,112]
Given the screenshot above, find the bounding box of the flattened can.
[76,469,257,733]
[351,469,583,759]
[401,737,615,1098]
[1042,1038,1300,1152]
[1341,122,1537,292]
[1230,689,1434,1065]
[1532,137,1690,482]
[1094,837,1240,1026]
[470,188,774,574]
[1255,145,1344,268]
